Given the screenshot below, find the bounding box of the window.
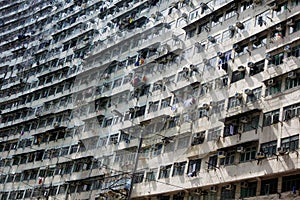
[161,98,171,109]
[282,174,300,193]
[177,136,190,149]
[207,127,221,141]
[231,70,245,83]
[211,100,225,114]
[281,135,299,151]
[272,2,288,16]
[283,103,300,121]
[109,134,119,145]
[240,182,257,198]
[263,109,280,126]
[288,21,300,34]
[241,0,253,12]
[187,158,201,177]
[243,115,260,132]
[207,155,218,170]
[191,132,205,146]
[133,172,144,184]
[112,78,122,89]
[256,11,270,27]
[159,165,172,179]
[265,79,281,96]
[228,96,241,109]
[164,142,175,153]
[190,10,198,21]
[240,146,257,162]
[269,52,284,66]
[260,178,278,195]
[172,162,186,176]
[198,108,208,118]
[260,140,277,157]
[168,116,179,129]
[145,170,157,181]
[225,8,236,20]
[285,72,300,90]
[224,123,239,137]
[220,185,236,200]
[152,144,163,156]
[252,36,267,49]
[219,150,235,166]
[246,87,262,103]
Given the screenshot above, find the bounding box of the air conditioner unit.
[277,146,287,154]
[240,117,249,123]
[287,19,295,26]
[225,184,233,190]
[267,79,275,86]
[183,67,189,72]
[217,51,225,58]
[236,22,244,29]
[233,44,241,53]
[207,36,216,43]
[182,13,188,19]
[237,146,245,153]
[288,71,297,79]
[218,151,226,158]
[235,92,243,99]
[265,53,273,61]
[284,45,291,52]
[256,152,265,159]
[241,182,248,188]
[202,103,210,110]
[210,186,217,192]
[238,66,246,72]
[247,62,255,68]
[276,24,282,31]
[244,88,253,95]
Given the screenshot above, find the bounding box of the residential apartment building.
[0,0,300,199]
